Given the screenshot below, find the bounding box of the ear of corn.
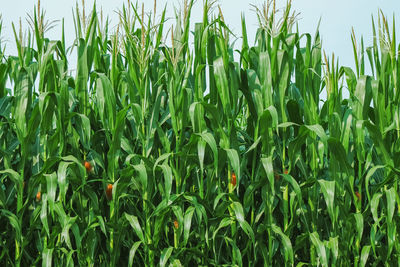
[0,1,400,266]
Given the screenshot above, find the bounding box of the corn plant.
[0,0,400,266]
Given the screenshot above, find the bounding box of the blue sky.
[1,0,399,71]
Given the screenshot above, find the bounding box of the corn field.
[1,0,400,266]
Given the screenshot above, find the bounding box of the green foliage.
[0,1,400,266]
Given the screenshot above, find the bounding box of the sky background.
[0,0,399,72]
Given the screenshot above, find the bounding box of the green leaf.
[271,224,294,265]
[128,241,142,267]
[45,172,57,213]
[14,68,32,138]
[232,201,255,244]
[318,180,336,225]
[328,138,351,175]
[225,148,240,186]
[197,139,206,174]
[385,187,396,224]
[261,157,275,195]
[96,73,116,130]
[40,193,50,237]
[1,209,22,242]
[160,247,174,267]
[125,213,145,243]
[212,217,233,243]
[305,124,328,143]
[132,163,148,193]
[74,113,91,150]
[360,245,371,267]
[198,131,218,173]
[282,174,303,206]
[183,206,195,246]
[371,193,382,224]
[57,161,73,204]
[310,232,328,267]
[107,106,129,180]
[354,213,364,244]
[42,247,53,267]
[214,57,231,116]
[0,169,22,187]
[159,163,173,200]
[76,38,89,111]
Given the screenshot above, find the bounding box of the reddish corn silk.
[36,191,41,202]
[355,191,361,201]
[231,172,237,187]
[84,161,92,172]
[274,171,280,181]
[106,184,113,201]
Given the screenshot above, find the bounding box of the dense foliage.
[1,0,400,266]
